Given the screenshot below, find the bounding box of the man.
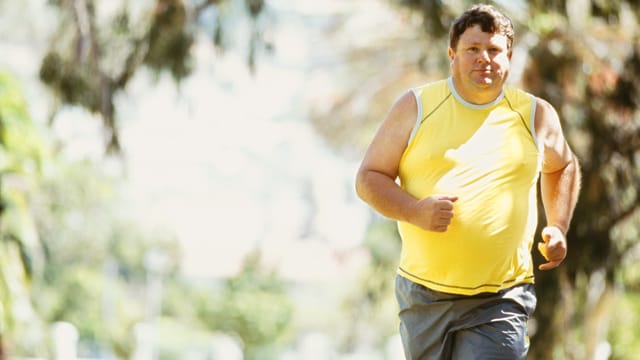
[355,4,581,360]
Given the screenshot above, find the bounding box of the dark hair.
[449,4,514,51]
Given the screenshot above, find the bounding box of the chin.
[473,79,493,87]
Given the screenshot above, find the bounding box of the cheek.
[450,58,460,71]
[498,61,510,73]
[494,54,511,67]
[452,57,471,69]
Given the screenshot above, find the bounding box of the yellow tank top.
[397,78,541,295]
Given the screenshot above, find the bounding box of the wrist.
[549,223,568,235]
[402,198,421,224]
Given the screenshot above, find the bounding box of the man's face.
[448,24,511,90]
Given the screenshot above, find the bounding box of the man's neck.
[451,77,504,105]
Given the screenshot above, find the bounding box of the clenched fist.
[537,225,567,270]
[409,194,458,232]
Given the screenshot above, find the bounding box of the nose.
[476,50,490,63]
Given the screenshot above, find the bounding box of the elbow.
[355,167,380,204]
[354,168,368,202]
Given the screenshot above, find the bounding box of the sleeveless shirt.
[397,77,541,295]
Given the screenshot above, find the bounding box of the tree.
[1,1,284,357]
[197,250,293,359]
[522,2,640,358]
[0,71,49,359]
[39,0,268,153]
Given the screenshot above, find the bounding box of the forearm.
[541,155,581,233]
[355,169,417,223]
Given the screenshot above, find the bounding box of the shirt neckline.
[448,77,505,110]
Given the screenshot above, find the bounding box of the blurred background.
[0,0,638,359]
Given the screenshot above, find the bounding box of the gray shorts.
[395,275,537,360]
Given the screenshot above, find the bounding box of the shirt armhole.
[529,94,539,150]
[408,88,422,145]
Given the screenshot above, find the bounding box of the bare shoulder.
[533,97,562,138]
[375,89,419,146]
[533,96,574,172]
[389,90,419,130]
[358,90,418,177]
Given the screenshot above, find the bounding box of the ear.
[448,47,455,61]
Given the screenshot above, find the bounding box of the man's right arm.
[355,91,457,232]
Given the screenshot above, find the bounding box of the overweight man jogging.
[355,4,581,359]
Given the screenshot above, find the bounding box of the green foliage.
[25,160,134,357]
[21,155,187,358]
[609,291,640,359]
[144,0,194,79]
[519,4,640,357]
[156,317,215,360]
[364,220,401,269]
[0,73,47,174]
[527,12,566,35]
[0,73,294,355]
[339,220,400,352]
[39,52,103,113]
[394,0,459,37]
[0,70,48,337]
[38,266,105,343]
[39,0,268,152]
[198,250,293,359]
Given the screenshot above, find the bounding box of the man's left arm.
[535,98,582,270]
